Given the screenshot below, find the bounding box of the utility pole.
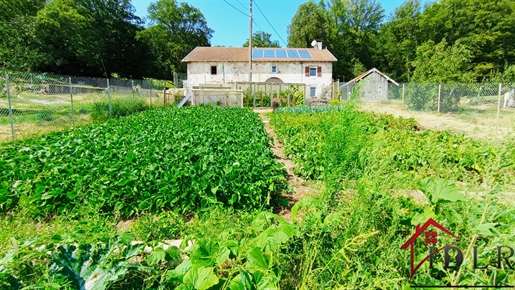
[249,0,253,107]
[249,0,253,84]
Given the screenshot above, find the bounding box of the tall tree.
[376,0,421,82]
[0,0,46,71]
[410,39,474,83]
[418,0,515,80]
[326,0,384,80]
[287,1,331,48]
[137,0,213,76]
[243,31,280,47]
[70,0,147,77]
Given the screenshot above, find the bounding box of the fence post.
[107,78,112,117]
[69,77,75,127]
[149,81,152,108]
[131,79,135,99]
[402,83,405,117]
[437,84,442,130]
[496,83,502,139]
[253,83,256,108]
[6,73,15,141]
[163,80,167,106]
[287,84,291,107]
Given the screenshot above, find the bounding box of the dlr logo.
[429,246,515,270]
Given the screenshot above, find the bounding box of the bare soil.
[255,109,321,220]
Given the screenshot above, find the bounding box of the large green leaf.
[183,267,219,290]
[246,247,270,270]
[418,178,466,203]
[147,248,166,265]
[167,258,192,283]
[473,223,497,236]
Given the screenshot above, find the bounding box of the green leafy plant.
[0,107,288,218]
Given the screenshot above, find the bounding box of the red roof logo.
[400,218,459,278]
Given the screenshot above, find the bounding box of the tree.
[243,31,280,47]
[326,0,384,79]
[0,0,46,71]
[410,39,474,84]
[287,1,331,48]
[376,0,421,82]
[418,0,515,80]
[137,0,213,76]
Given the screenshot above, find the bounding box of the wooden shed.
[340,68,399,100]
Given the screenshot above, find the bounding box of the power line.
[253,0,288,47]
[222,0,249,17]
[222,0,265,33]
[235,0,248,11]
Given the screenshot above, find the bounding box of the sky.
[131,0,430,48]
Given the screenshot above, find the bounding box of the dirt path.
[254,109,313,217]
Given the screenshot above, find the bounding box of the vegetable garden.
[0,103,514,289]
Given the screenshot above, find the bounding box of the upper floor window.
[305,66,322,77]
[211,66,217,75]
[272,65,277,73]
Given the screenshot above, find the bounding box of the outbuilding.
[340,68,399,100]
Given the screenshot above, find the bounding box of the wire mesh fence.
[347,81,515,141]
[0,72,172,143]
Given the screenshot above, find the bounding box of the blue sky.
[132,0,430,47]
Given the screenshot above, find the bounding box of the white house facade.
[182,46,337,98]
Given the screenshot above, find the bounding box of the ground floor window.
[310,86,316,97]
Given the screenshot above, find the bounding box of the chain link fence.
[1,72,173,143]
[347,81,515,141]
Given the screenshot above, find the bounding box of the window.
[272,65,277,73]
[310,87,316,97]
[305,66,322,77]
[211,66,217,75]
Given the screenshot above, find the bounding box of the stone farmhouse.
[181,44,337,99]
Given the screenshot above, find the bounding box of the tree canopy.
[0,0,213,79]
[287,0,515,83]
[243,31,280,48]
[2,0,515,82]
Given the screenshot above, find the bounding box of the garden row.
[269,103,515,287]
[0,106,288,218]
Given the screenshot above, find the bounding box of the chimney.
[311,39,323,50]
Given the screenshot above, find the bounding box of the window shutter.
[305,67,309,77]
[317,66,322,77]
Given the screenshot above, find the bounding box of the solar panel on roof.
[264,50,275,58]
[298,50,312,58]
[252,49,264,58]
[287,50,299,58]
[276,50,287,58]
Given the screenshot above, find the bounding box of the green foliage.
[91,97,149,122]
[0,107,288,218]
[243,31,280,47]
[137,0,213,74]
[132,212,185,241]
[242,85,304,107]
[287,1,331,48]
[169,212,295,290]
[410,39,475,83]
[270,106,515,288]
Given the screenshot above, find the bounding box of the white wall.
[186,61,333,98]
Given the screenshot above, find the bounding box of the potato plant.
[0,107,287,218]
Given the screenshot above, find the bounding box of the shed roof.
[182,47,337,63]
[348,68,399,86]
